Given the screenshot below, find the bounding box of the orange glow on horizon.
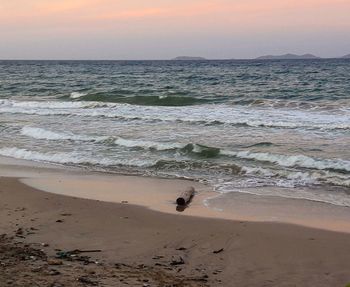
[1,0,350,23]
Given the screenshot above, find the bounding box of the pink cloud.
[0,0,349,32]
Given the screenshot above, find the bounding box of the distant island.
[172,56,207,61]
[170,54,350,61]
[255,53,320,60]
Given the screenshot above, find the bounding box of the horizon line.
[0,57,348,61]
[1,52,349,62]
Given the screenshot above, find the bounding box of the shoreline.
[1,155,350,233]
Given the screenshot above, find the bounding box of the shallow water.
[0,59,349,206]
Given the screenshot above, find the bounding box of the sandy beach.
[1,157,350,287]
[1,1,350,286]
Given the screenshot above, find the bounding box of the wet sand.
[21,175,350,233]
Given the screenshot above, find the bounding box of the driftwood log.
[176,187,195,206]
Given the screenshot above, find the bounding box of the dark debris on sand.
[0,233,212,287]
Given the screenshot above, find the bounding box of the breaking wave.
[17,126,350,173]
[20,126,222,158]
[1,99,349,131]
[224,150,350,173]
[70,92,88,99]
[114,138,184,151]
[232,98,350,112]
[241,166,350,188]
[0,147,155,168]
[21,127,109,142]
[114,140,221,158]
[1,145,349,190]
[75,93,210,106]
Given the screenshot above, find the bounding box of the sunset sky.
[1,0,349,59]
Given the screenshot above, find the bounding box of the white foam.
[0,147,155,168]
[211,168,350,207]
[1,99,349,131]
[0,99,111,110]
[70,92,87,99]
[21,127,109,142]
[240,164,350,188]
[224,150,350,173]
[114,138,184,151]
[212,183,350,207]
[20,127,189,151]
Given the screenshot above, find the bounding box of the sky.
[0,0,349,60]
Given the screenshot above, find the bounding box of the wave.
[114,139,221,158]
[14,125,350,174]
[240,121,350,130]
[0,145,239,174]
[0,146,239,175]
[20,126,182,150]
[242,166,350,188]
[224,150,350,173]
[114,138,184,151]
[0,99,107,109]
[0,147,155,168]
[16,126,350,174]
[21,127,109,142]
[20,126,221,158]
[70,92,88,99]
[231,98,350,112]
[155,158,350,190]
[113,139,221,158]
[1,145,349,192]
[189,144,221,158]
[153,159,243,175]
[1,99,349,131]
[244,142,275,148]
[75,93,210,106]
[212,179,350,207]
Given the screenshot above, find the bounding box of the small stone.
[213,248,224,254]
[176,247,187,251]
[170,256,185,266]
[31,266,42,272]
[48,269,61,276]
[48,259,63,266]
[15,228,23,235]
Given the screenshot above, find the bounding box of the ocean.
[0,59,349,207]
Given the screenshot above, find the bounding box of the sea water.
[0,59,349,206]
